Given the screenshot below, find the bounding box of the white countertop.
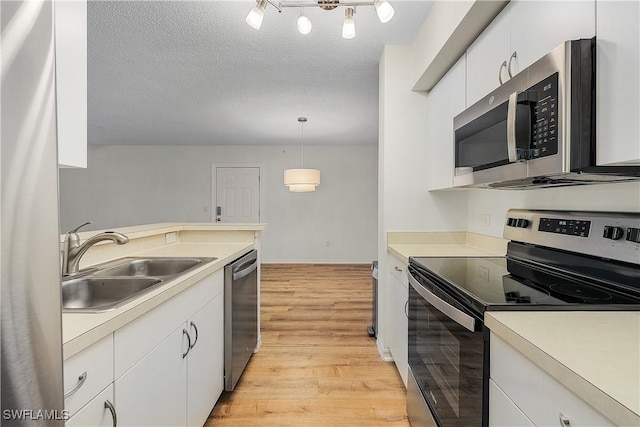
[61,223,263,359]
[486,311,640,427]
[387,231,508,261]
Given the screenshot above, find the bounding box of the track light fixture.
[245,0,395,37]
[246,0,268,30]
[297,7,312,34]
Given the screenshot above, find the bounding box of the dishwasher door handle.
[233,259,258,281]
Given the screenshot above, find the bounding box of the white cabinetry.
[66,385,115,427]
[466,1,595,107]
[426,55,466,191]
[187,294,225,427]
[115,326,188,427]
[489,380,534,427]
[54,0,87,168]
[63,334,113,417]
[595,0,640,166]
[114,268,225,427]
[489,332,614,426]
[388,254,408,387]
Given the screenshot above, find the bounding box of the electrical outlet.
[479,214,491,228]
[478,266,490,281]
[165,232,177,244]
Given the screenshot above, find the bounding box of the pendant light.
[284,117,320,192]
[297,7,312,35]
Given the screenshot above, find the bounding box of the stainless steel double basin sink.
[62,257,216,313]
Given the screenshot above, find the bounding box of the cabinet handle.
[104,400,117,427]
[394,266,402,272]
[182,329,191,358]
[507,51,517,78]
[404,300,409,319]
[64,371,87,399]
[559,414,571,426]
[499,60,507,85]
[189,321,198,349]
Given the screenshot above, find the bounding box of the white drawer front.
[389,254,408,288]
[114,268,223,379]
[490,333,614,427]
[64,334,113,418]
[65,384,114,427]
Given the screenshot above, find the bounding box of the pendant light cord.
[300,119,305,168]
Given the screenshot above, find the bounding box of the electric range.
[406,209,640,427]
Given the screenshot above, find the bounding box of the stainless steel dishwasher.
[224,249,258,391]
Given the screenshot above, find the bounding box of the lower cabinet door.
[489,379,534,427]
[65,385,115,427]
[115,325,188,427]
[389,274,408,387]
[187,293,224,427]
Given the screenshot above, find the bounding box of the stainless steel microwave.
[453,38,639,189]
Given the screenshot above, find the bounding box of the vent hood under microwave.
[452,38,640,190]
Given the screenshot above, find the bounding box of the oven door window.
[408,285,484,427]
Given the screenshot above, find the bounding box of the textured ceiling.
[88,0,432,146]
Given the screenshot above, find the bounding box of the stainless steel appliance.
[407,209,640,427]
[1,1,65,425]
[453,38,640,189]
[367,260,378,338]
[224,249,258,391]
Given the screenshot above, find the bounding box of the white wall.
[377,45,468,357]
[465,182,640,237]
[59,144,378,263]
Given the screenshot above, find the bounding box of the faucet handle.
[68,221,92,234]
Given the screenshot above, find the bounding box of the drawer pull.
[559,414,571,426]
[394,266,402,272]
[507,51,517,78]
[64,371,87,399]
[104,400,117,427]
[182,329,191,358]
[189,321,198,349]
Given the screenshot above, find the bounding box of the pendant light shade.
[284,117,320,192]
[342,7,356,39]
[297,8,312,34]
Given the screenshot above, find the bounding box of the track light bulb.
[342,7,355,39]
[297,11,312,34]
[246,0,268,30]
[374,0,394,23]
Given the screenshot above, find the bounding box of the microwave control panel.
[530,72,559,159]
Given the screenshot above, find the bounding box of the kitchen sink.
[93,257,214,277]
[62,256,216,312]
[62,277,163,312]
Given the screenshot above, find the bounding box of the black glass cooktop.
[409,256,640,313]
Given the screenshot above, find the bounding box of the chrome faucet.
[62,221,129,276]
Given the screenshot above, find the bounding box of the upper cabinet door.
[509,0,596,74]
[55,0,87,168]
[427,55,466,191]
[466,6,511,107]
[596,0,640,166]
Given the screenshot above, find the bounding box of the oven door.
[407,270,488,427]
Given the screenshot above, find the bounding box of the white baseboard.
[253,334,262,353]
[377,338,394,362]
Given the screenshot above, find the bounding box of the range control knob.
[507,218,517,227]
[603,226,624,240]
[515,219,529,228]
[626,227,640,243]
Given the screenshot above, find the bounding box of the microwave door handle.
[409,274,476,332]
[507,91,518,162]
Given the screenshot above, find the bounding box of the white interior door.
[215,167,260,223]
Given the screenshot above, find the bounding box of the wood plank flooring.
[206,264,410,426]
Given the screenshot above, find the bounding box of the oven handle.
[506,91,518,163]
[408,273,476,332]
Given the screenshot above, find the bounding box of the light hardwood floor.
[207,264,410,426]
